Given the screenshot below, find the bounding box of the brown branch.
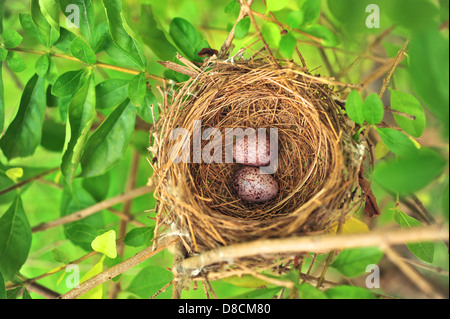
[109,150,141,299]
[58,239,178,299]
[21,282,59,299]
[384,246,444,299]
[7,250,98,290]
[180,225,448,272]
[0,167,60,196]
[218,0,255,59]
[358,58,395,92]
[31,185,155,233]
[379,38,410,98]
[242,0,280,68]
[8,47,163,82]
[337,26,395,79]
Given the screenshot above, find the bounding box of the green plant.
[0,0,448,300]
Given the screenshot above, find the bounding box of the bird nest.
[150,55,366,270]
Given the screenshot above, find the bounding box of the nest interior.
[153,58,364,253]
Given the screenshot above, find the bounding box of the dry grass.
[151,56,366,257]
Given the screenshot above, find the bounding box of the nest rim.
[153,58,365,253]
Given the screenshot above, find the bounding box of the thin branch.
[109,150,141,299]
[336,26,395,79]
[8,47,164,82]
[20,282,59,299]
[0,167,59,196]
[180,225,448,272]
[218,0,255,59]
[31,185,155,233]
[7,250,98,290]
[384,246,444,299]
[242,0,280,68]
[58,239,178,299]
[379,38,410,98]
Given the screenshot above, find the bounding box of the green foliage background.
[0,0,448,299]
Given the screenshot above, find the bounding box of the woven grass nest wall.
[151,56,366,262]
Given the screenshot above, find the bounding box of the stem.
[31,185,155,233]
[8,47,164,82]
[0,167,59,196]
[180,225,448,272]
[58,239,177,299]
[218,0,255,59]
[109,150,141,299]
[379,38,410,98]
[384,246,444,299]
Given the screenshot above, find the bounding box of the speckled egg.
[233,133,272,167]
[231,166,279,203]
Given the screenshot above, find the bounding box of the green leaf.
[373,147,447,195]
[0,0,4,34]
[64,223,98,250]
[6,51,27,73]
[331,247,384,278]
[325,285,377,299]
[0,272,6,299]
[0,196,32,282]
[261,22,281,48]
[2,30,23,48]
[51,248,70,264]
[139,5,178,61]
[301,0,321,25]
[80,99,136,178]
[40,119,66,152]
[0,47,7,61]
[22,288,32,299]
[5,168,23,184]
[95,79,129,110]
[221,275,268,288]
[266,0,289,12]
[71,37,97,64]
[19,13,47,46]
[60,0,95,46]
[235,16,250,39]
[128,72,146,106]
[394,209,434,263]
[52,69,87,97]
[79,257,104,299]
[375,127,419,158]
[31,0,59,47]
[296,283,328,299]
[345,89,364,125]
[409,29,449,137]
[224,0,238,14]
[54,27,77,54]
[81,171,110,201]
[102,0,146,70]
[374,140,389,160]
[124,227,154,247]
[136,89,159,124]
[91,230,117,258]
[35,53,50,77]
[169,17,209,62]
[38,0,60,31]
[279,32,296,58]
[286,11,304,29]
[230,287,283,299]
[0,63,4,133]
[389,89,426,138]
[362,93,384,125]
[0,74,46,160]
[126,266,173,298]
[301,24,339,47]
[60,74,96,182]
